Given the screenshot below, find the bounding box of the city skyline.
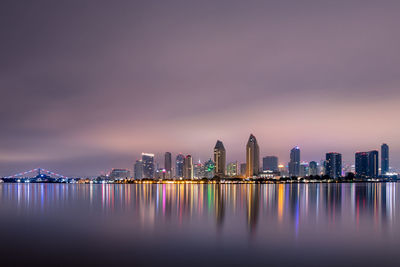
[107,139,392,179]
[1,0,400,177]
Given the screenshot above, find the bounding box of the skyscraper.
[214,140,226,177]
[164,152,172,172]
[355,151,379,178]
[175,154,185,178]
[263,156,278,172]
[325,152,342,178]
[246,134,260,178]
[355,152,369,177]
[134,159,143,179]
[141,153,154,178]
[368,150,379,178]
[309,161,318,176]
[381,143,389,175]
[193,161,205,179]
[289,146,300,177]
[183,155,193,179]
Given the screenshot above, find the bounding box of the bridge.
[2,168,75,183]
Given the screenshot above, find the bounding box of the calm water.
[0,183,399,266]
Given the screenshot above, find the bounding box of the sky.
[1,0,400,177]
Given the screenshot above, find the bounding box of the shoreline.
[0,179,397,185]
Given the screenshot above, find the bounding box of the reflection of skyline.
[246,185,260,235]
[0,183,397,236]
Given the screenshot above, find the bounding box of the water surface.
[0,183,398,266]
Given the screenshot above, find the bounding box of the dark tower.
[289,146,300,177]
[214,140,226,177]
[381,144,389,175]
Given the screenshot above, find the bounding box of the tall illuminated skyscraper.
[214,140,226,177]
[325,152,342,178]
[183,155,193,179]
[141,153,154,178]
[289,146,300,177]
[381,143,389,175]
[246,134,260,178]
[175,154,185,178]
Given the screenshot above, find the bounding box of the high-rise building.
[355,151,379,178]
[164,152,172,172]
[355,152,369,177]
[164,152,172,179]
[246,134,260,178]
[309,161,318,176]
[289,146,300,177]
[381,143,389,175]
[214,140,226,177]
[227,161,239,176]
[193,161,206,179]
[368,150,379,178]
[134,160,144,180]
[175,154,185,178]
[204,159,215,179]
[263,156,278,172]
[141,153,154,178]
[325,153,342,178]
[183,155,193,179]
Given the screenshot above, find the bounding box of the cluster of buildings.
[109,134,393,180]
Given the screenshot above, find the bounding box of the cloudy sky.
[1,0,400,176]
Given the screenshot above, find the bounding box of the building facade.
[355,151,379,178]
[368,150,379,178]
[175,154,185,178]
[204,159,215,179]
[141,153,155,179]
[110,169,131,179]
[325,153,342,178]
[309,161,318,176]
[164,152,172,172]
[134,160,143,180]
[183,155,193,179]
[227,161,240,176]
[289,146,300,177]
[246,134,260,178]
[214,140,226,177]
[381,143,389,175]
[263,156,279,172]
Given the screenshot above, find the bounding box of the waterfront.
[0,183,399,266]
